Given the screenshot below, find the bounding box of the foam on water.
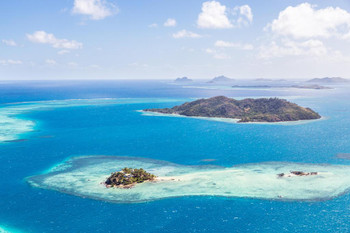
[28,156,350,203]
[0,98,183,142]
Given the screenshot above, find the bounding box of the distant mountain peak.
[175,77,193,82]
[208,75,234,83]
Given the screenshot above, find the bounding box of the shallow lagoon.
[28,156,350,203]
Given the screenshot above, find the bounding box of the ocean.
[1,80,350,232]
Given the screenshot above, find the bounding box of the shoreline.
[139,110,326,125]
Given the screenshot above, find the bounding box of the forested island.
[143,96,321,123]
[105,168,156,188]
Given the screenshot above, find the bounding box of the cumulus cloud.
[173,30,202,39]
[164,18,177,27]
[197,1,253,29]
[0,59,23,65]
[2,39,17,46]
[259,3,350,60]
[72,0,118,20]
[234,5,253,27]
[197,1,233,29]
[268,3,350,39]
[27,31,83,49]
[215,40,254,50]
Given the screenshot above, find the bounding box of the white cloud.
[72,0,117,20]
[197,1,253,29]
[27,31,83,49]
[0,59,22,65]
[268,3,350,39]
[238,5,253,22]
[258,39,328,59]
[164,18,177,27]
[58,50,70,55]
[173,30,202,39]
[260,3,350,60]
[148,23,158,28]
[205,48,230,59]
[45,59,57,65]
[215,40,254,50]
[234,5,253,27]
[2,39,17,46]
[197,1,233,29]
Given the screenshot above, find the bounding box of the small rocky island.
[143,96,321,123]
[207,75,234,83]
[231,84,331,90]
[105,168,156,189]
[175,77,193,83]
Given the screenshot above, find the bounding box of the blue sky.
[1,0,350,80]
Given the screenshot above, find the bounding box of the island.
[105,167,156,188]
[277,171,318,177]
[231,84,331,90]
[174,77,193,83]
[290,84,332,90]
[307,77,350,84]
[143,96,321,123]
[207,75,234,83]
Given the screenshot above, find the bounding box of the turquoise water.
[1,80,350,232]
[28,156,350,202]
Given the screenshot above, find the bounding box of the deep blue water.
[1,80,350,232]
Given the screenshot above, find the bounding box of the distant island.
[231,84,331,90]
[208,75,234,83]
[254,78,287,82]
[143,96,321,123]
[307,77,349,84]
[290,84,332,90]
[105,167,156,189]
[175,77,193,83]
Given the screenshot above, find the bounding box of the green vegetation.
[105,168,156,188]
[144,96,321,123]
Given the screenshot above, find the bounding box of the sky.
[1,0,350,80]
